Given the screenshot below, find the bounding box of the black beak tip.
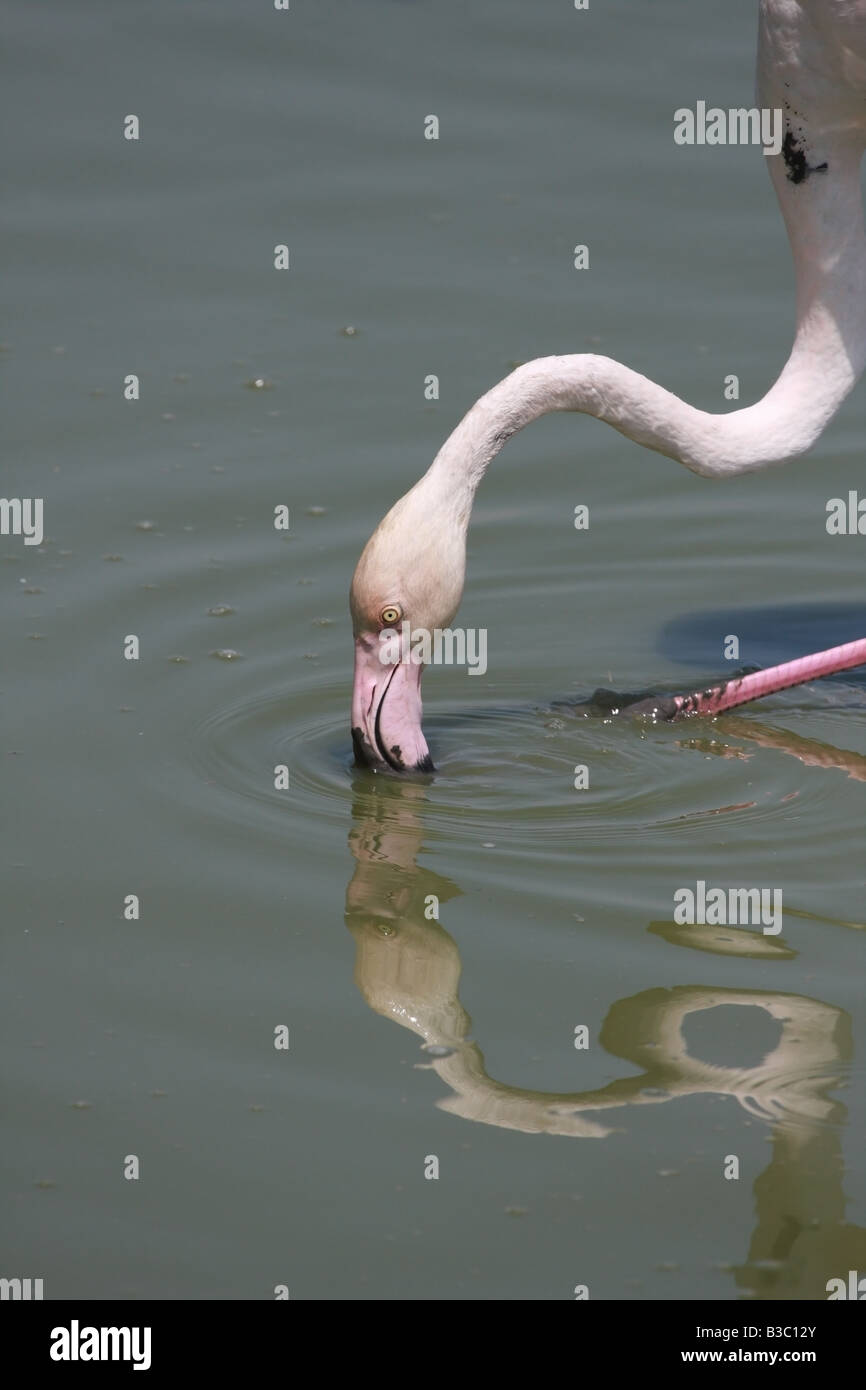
[350,726,436,775]
[351,726,375,767]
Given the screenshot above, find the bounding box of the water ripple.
[186,677,865,861]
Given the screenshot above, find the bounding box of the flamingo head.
[349,477,468,772]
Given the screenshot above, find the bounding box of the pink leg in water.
[666,637,866,720]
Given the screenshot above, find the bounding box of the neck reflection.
[344,758,862,1298]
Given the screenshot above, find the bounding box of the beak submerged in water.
[351,636,434,772]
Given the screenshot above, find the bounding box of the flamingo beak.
[351,636,434,772]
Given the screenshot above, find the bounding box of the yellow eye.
[380,605,402,627]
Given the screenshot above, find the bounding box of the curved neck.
[424,2,866,511]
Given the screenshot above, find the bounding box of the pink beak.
[351,635,433,772]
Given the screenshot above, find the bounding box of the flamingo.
[350,0,866,772]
